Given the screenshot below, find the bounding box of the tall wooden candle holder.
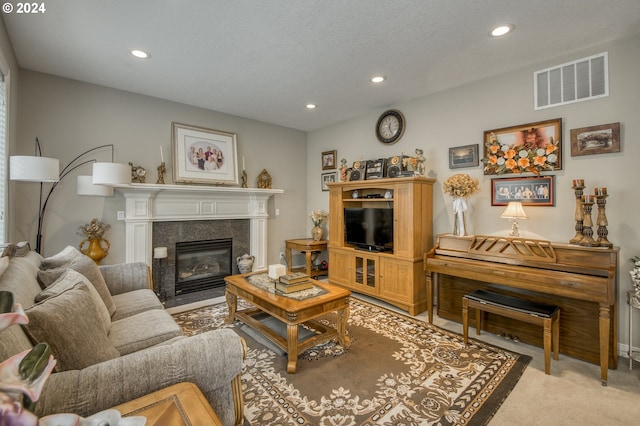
[570,180,585,244]
[595,189,613,248]
[578,195,599,247]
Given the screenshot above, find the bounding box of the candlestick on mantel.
[242,156,246,170]
[160,146,164,163]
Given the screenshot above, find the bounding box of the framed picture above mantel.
[172,122,239,185]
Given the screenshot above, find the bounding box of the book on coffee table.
[275,281,313,293]
[279,272,309,284]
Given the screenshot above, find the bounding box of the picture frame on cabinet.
[491,176,555,206]
[321,172,337,191]
[570,122,620,156]
[449,144,479,169]
[322,150,337,170]
[482,118,562,175]
[172,122,239,185]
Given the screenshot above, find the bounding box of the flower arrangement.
[308,210,329,227]
[442,174,480,198]
[77,219,110,239]
[482,132,560,175]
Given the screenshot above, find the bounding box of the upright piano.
[424,234,618,384]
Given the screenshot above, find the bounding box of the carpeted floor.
[172,297,531,425]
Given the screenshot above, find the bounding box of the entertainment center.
[327,176,435,315]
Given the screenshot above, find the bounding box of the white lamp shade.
[500,201,528,220]
[92,162,131,185]
[77,175,114,196]
[153,247,168,259]
[10,156,59,182]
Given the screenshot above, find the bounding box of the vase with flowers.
[308,210,329,241]
[77,219,110,265]
[442,174,480,236]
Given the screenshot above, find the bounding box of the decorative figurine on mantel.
[156,162,166,184]
[257,169,272,189]
[241,170,248,188]
[340,158,349,182]
[129,163,146,183]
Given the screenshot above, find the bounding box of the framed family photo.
[322,150,337,170]
[321,172,337,191]
[449,144,479,169]
[491,176,555,206]
[570,122,620,156]
[172,122,239,185]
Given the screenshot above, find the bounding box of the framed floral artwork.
[172,122,239,185]
[482,118,562,175]
[491,176,555,206]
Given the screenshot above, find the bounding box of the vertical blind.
[0,72,6,244]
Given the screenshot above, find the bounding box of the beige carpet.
[173,297,531,425]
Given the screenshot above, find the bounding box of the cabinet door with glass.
[353,253,378,293]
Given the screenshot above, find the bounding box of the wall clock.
[376,109,405,144]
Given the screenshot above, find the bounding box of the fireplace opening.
[175,238,232,295]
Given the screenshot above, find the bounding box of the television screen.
[344,207,393,251]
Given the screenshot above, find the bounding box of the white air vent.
[534,52,608,110]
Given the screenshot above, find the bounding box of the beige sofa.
[0,245,245,426]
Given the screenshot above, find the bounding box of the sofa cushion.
[110,289,164,321]
[40,246,116,317]
[109,309,183,356]
[24,281,120,371]
[36,269,112,333]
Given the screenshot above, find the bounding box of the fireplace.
[175,238,232,294]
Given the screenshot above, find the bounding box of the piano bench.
[462,289,560,375]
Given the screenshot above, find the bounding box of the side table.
[628,291,640,369]
[114,382,222,426]
[285,238,328,278]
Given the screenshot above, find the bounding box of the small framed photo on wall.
[449,144,479,169]
[322,150,337,170]
[321,172,337,191]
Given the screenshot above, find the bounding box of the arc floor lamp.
[9,138,131,253]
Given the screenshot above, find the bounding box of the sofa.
[0,245,245,426]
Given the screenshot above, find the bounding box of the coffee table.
[224,272,351,373]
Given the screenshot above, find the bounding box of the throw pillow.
[24,281,120,371]
[36,269,112,333]
[40,246,116,317]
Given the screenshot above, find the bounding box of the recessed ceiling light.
[490,24,514,37]
[131,49,150,59]
[371,76,386,83]
[306,104,317,109]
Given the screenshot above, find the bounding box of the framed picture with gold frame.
[172,122,239,185]
[322,150,337,170]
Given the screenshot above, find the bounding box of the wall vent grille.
[534,52,608,110]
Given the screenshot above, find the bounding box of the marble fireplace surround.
[116,183,283,269]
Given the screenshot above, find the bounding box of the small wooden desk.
[285,238,328,278]
[114,382,222,426]
[225,272,350,373]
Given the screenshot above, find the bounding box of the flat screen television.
[344,207,394,252]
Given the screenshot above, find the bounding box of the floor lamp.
[9,138,131,253]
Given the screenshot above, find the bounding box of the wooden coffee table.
[114,382,222,425]
[224,272,351,373]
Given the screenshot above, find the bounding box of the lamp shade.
[500,201,528,220]
[9,156,59,182]
[92,162,131,185]
[77,175,114,196]
[153,247,168,259]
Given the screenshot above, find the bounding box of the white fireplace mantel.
[116,183,283,269]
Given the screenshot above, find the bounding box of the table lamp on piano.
[501,201,528,238]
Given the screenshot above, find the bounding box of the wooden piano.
[424,234,618,385]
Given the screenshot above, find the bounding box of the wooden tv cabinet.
[327,177,435,315]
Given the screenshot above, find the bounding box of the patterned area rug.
[173,297,530,425]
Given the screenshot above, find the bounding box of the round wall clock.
[376,109,405,144]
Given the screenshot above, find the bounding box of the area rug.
[172,297,530,425]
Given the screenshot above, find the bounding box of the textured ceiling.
[3,0,640,131]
